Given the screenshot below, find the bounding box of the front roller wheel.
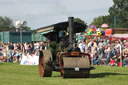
[59,57,90,78]
[39,50,53,77]
[59,52,91,78]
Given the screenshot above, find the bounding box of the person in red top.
[109,58,116,66]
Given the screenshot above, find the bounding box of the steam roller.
[38,17,94,78]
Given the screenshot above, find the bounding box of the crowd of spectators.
[0,42,46,63]
[0,36,128,67]
[78,36,128,67]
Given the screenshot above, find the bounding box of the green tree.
[90,16,105,28]
[0,17,31,31]
[0,16,15,31]
[91,0,128,28]
[20,21,31,31]
[74,17,88,32]
[109,0,128,28]
[21,26,31,31]
[91,15,115,28]
[74,17,87,25]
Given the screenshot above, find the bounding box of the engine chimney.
[68,17,74,51]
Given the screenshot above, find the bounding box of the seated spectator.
[13,51,21,63]
[109,58,117,66]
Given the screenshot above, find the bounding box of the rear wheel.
[59,54,64,77]
[39,50,53,77]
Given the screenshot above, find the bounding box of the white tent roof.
[112,34,128,39]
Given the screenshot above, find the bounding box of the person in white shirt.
[78,40,84,52]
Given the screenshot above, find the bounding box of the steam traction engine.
[39,17,93,78]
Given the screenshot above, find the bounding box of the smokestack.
[68,17,74,51]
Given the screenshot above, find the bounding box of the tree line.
[91,0,128,28]
[0,16,31,32]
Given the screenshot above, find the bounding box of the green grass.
[0,63,128,85]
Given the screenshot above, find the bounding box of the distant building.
[0,31,32,43]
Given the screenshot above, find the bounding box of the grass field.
[0,63,128,85]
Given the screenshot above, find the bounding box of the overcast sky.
[0,0,113,29]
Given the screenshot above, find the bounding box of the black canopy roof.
[37,21,87,34]
[37,21,87,42]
